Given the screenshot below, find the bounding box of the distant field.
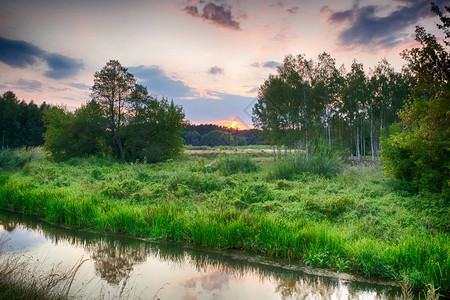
[185,148,273,154]
[184,145,271,150]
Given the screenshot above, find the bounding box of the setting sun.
[229,121,238,129]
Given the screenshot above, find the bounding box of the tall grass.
[0,235,86,299]
[0,234,157,299]
[268,141,343,180]
[216,155,259,175]
[0,147,448,295]
[1,181,448,293]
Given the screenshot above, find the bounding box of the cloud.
[287,6,299,14]
[49,86,70,92]
[0,36,83,79]
[270,1,285,8]
[43,53,83,79]
[324,1,445,49]
[7,79,42,92]
[262,61,281,69]
[173,91,255,126]
[0,36,44,68]
[70,83,90,90]
[248,87,259,93]
[208,66,225,75]
[128,65,194,98]
[183,1,241,30]
[269,2,298,14]
[251,61,281,69]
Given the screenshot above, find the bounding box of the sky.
[0,0,447,128]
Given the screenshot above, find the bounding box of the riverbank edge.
[0,207,401,289]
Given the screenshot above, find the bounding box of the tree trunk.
[328,123,331,149]
[273,144,276,160]
[361,116,365,161]
[370,105,374,162]
[356,126,360,163]
[113,131,127,163]
[303,87,309,161]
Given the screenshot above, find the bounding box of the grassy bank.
[0,148,448,295]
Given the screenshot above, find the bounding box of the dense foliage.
[381,3,449,194]
[0,91,50,149]
[43,60,186,163]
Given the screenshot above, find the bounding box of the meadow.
[0,147,448,296]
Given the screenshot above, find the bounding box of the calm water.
[0,209,403,299]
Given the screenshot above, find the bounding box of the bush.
[0,147,45,171]
[0,173,11,185]
[381,95,449,194]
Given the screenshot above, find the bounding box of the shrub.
[381,95,449,194]
[239,183,273,204]
[0,173,11,185]
[0,147,45,171]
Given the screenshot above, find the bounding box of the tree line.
[182,124,264,147]
[252,53,411,163]
[0,91,50,150]
[253,2,449,193]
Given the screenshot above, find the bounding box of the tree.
[91,60,136,162]
[183,130,201,146]
[0,91,21,150]
[400,3,449,96]
[0,91,46,149]
[44,61,187,163]
[342,60,368,163]
[201,130,234,147]
[312,52,340,149]
[71,100,110,158]
[43,106,75,162]
[123,89,186,162]
[382,2,449,193]
[253,52,411,163]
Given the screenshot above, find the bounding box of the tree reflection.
[89,240,148,285]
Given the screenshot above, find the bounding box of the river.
[0,209,403,299]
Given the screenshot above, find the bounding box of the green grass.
[0,148,448,295]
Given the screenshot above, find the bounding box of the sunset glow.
[192,119,251,129]
[0,0,444,125]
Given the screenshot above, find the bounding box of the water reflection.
[0,210,403,299]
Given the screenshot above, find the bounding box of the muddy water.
[0,209,403,299]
